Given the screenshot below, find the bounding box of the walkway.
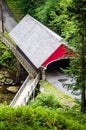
[0,1,41,107]
[10,74,40,107]
[0,32,40,106]
[0,1,40,106]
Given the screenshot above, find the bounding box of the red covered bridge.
[9,15,74,76]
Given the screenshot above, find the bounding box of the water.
[0,85,16,105]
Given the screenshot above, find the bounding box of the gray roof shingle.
[9,14,66,68]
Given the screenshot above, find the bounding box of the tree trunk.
[81,26,86,113]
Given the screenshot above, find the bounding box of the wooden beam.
[0,0,4,33]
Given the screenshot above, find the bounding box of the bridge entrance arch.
[44,58,70,82]
[46,58,70,72]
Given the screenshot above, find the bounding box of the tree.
[19,0,29,14]
[34,0,59,25]
[65,0,86,112]
[19,0,44,15]
[49,0,86,112]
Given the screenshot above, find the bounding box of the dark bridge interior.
[46,59,70,72]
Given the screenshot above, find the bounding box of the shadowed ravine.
[0,85,16,104]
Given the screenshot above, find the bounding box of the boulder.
[6,86,19,93]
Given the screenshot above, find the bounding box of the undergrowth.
[0,103,86,130]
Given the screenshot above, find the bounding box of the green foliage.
[30,94,62,109]
[34,0,59,24]
[63,0,86,112]
[40,80,76,107]
[0,41,16,70]
[6,0,23,21]
[19,0,45,16]
[19,0,29,14]
[0,105,86,130]
[0,41,12,67]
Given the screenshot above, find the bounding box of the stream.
[0,85,19,105]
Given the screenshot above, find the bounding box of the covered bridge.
[9,14,73,77]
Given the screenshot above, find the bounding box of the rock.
[4,71,11,78]
[0,78,13,85]
[6,86,19,93]
[5,78,13,85]
[0,70,14,85]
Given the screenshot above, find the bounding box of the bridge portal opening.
[46,59,70,72]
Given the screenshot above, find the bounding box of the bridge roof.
[9,14,67,69]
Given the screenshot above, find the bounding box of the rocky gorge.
[0,69,19,104]
[0,70,13,86]
[0,65,28,104]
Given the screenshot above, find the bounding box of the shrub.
[30,94,62,109]
[0,105,86,130]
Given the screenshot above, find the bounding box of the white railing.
[0,32,40,106]
[10,75,30,106]
[10,74,40,107]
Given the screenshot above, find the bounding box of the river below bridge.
[0,85,19,105]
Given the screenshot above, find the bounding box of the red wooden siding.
[42,44,74,68]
